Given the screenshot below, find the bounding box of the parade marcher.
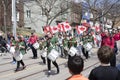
[14,36,26,72]
[67,55,88,80]
[101,30,116,67]
[46,33,59,74]
[81,31,90,59]
[10,36,16,64]
[58,34,64,57]
[96,32,102,48]
[87,32,94,55]
[39,37,46,64]
[63,35,69,58]
[28,32,38,59]
[68,36,77,48]
[113,30,120,54]
[89,46,120,80]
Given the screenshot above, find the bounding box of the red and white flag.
[50,26,59,34]
[43,26,50,33]
[58,23,64,32]
[58,22,71,32]
[76,25,87,34]
[95,23,101,32]
[91,32,97,43]
[95,26,100,32]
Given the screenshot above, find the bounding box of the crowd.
[0,27,120,80]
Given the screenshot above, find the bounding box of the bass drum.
[47,49,59,62]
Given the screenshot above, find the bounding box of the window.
[26,10,31,18]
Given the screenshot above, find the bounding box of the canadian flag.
[50,26,59,34]
[58,23,64,32]
[76,25,87,34]
[91,32,97,43]
[95,26,100,32]
[58,22,71,32]
[43,26,50,33]
[82,22,90,27]
[91,26,96,30]
[95,23,100,32]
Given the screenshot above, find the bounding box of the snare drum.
[41,51,47,57]
[69,46,78,56]
[83,43,92,51]
[9,46,15,54]
[14,50,23,61]
[47,49,59,61]
[33,42,39,49]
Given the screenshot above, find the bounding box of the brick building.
[0,0,24,32]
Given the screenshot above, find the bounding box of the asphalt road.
[0,48,119,80]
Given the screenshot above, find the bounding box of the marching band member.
[96,32,102,48]
[28,32,38,59]
[88,32,94,55]
[39,37,47,64]
[68,36,77,49]
[14,35,26,72]
[46,33,59,74]
[10,36,16,64]
[81,31,90,59]
[63,35,69,58]
[58,34,64,57]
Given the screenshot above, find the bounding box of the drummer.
[39,37,47,64]
[14,35,26,72]
[63,35,69,58]
[87,32,94,56]
[81,31,90,59]
[46,33,59,74]
[68,36,77,49]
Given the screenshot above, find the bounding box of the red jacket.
[28,35,38,44]
[101,34,115,49]
[113,33,120,41]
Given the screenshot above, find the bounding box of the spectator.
[89,46,120,80]
[66,56,88,80]
[101,30,116,67]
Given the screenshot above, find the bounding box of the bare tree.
[83,0,120,26]
[35,0,72,26]
[106,2,120,28]
[0,0,11,39]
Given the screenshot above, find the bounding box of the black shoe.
[48,70,51,75]
[43,61,46,64]
[32,57,38,59]
[15,68,21,72]
[57,68,59,74]
[23,66,26,69]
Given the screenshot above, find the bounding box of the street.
[0,48,119,80]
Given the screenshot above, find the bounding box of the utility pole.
[12,0,17,39]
